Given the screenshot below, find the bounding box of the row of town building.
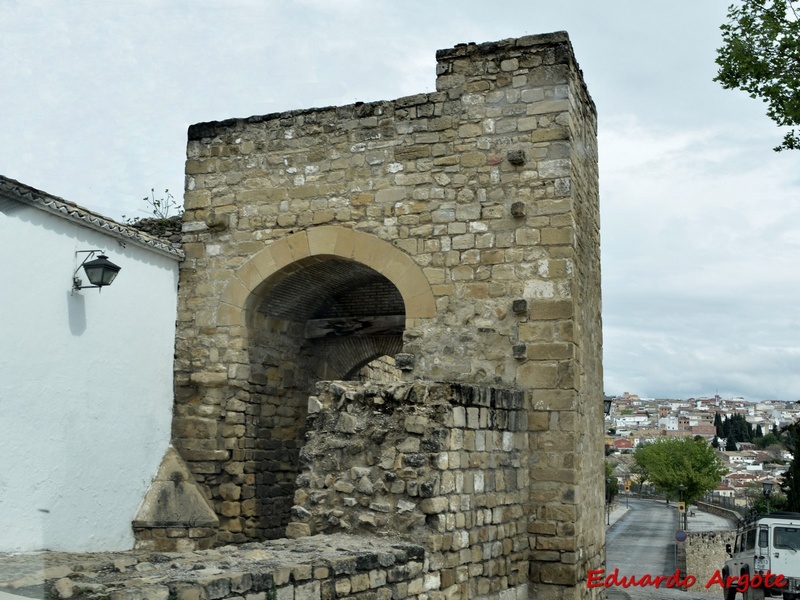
[605,392,799,507]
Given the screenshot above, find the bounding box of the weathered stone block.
[388,352,414,372]
[539,563,577,586]
[420,497,449,514]
[285,522,311,538]
[219,482,241,501]
[516,363,559,389]
[527,300,574,320]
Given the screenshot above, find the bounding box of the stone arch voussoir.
[217,226,436,327]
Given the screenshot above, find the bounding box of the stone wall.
[682,530,736,591]
[0,536,442,600]
[288,381,529,599]
[356,355,402,382]
[695,501,743,525]
[170,31,602,600]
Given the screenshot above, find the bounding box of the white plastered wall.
[0,201,179,552]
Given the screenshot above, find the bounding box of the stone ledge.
[435,32,571,61]
[0,534,424,600]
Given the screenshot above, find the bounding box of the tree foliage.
[721,413,755,447]
[715,0,800,151]
[746,482,788,513]
[755,432,782,449]
[605,460,619,502]
[781,423,800,510]
[634,437,726,504]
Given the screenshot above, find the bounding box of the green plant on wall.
[122,188,184,238]
[124,188,183,224]
[144,187,181,220]
[266,580,277,600]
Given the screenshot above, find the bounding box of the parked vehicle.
[723,512,800,600]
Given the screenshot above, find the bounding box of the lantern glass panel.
[83,255,120,287]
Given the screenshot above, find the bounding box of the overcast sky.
[2,1,799,401]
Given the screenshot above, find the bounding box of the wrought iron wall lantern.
[604,397,613,416]
[72,250,121,292]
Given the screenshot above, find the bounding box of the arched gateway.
[215,228,435,537]
[167,32,604,600]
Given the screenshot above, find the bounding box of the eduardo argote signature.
[587,568,787,592]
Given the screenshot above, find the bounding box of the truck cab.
[724,512,800,600]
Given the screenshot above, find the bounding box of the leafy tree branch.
[715,0,800,151]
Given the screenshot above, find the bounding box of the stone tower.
[170,32,603,600]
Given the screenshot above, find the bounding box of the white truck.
[723,512,800,600]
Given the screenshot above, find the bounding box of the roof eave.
[0,176,184,261]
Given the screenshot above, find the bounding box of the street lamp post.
[763,480,773,515]
[678,484,687,531]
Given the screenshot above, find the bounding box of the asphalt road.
[605,498,714,600]
[607,498,681,581]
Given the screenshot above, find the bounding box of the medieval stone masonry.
[167,32,603,600]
